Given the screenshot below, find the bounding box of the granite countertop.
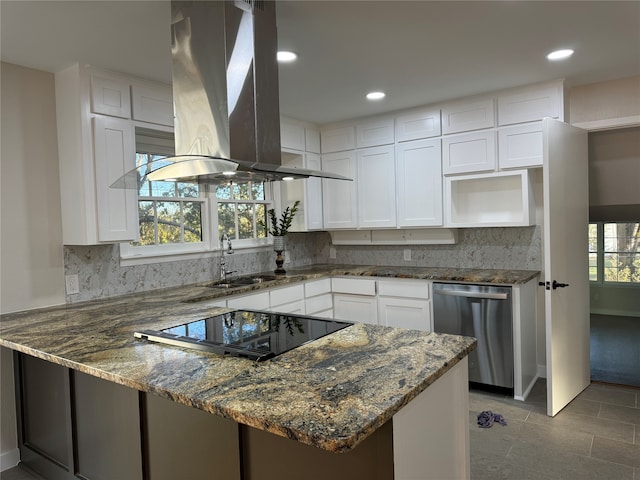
[2,264,535,452]
[0,275,477,453]
[182,264,540,303]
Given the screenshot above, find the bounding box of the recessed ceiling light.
[277,51,298,63]
[547,49,574,61]
[282,176,295,181]
[222,171,236,176]
[366,91,386,101]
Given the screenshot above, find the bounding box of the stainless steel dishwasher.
[432,283,513,390]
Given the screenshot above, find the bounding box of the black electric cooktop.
[134,309,352,361]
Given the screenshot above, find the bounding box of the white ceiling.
[2,1,639,125]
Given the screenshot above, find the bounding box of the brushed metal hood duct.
[115,0,349,187]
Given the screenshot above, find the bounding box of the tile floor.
[470,380,640,480]
[3,380,638,480]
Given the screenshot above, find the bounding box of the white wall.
[570,75,640,128]
[0,62,66,469]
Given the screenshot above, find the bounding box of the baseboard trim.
[0,448,20,472]
[590,309,640,318]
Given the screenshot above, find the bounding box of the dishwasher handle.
[434,288,509,300]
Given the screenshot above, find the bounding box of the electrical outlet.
[65,274,80,295]
[403,249,411,261]
[329,247,337,259]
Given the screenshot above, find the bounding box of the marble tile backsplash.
[64,227,540,303]
[64,232,331,303]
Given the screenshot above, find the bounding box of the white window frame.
[589,221,640,286]
[120,127,276,265]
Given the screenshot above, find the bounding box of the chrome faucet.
[219,233,236,281]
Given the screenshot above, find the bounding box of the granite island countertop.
[0,265,532,450]
[0,275,477,453]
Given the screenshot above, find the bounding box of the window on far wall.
[589,222,640,284]
[216,182,268,241]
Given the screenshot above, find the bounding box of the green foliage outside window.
[590,222,640,284]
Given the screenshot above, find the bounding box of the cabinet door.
[378,297,431,331]
[395,108,441,142]
[74,371,143,480]
[304,153,324,230]
[442,130,496,175]
[90,75,131,118]
[305,128,321,153]
[357,146,396,228]
[131,84,174,127]
[270,284,305,309]
[441,98,495,134]
[93,116,139,242]
[322,151,357,229]
[356,117,395,148]
[333,294,378,325]
[396,139,443,227]
[498,122,543,169]
[498,81,562,125]
[17,354,73,476]
[320,125,355,153]
[280,120,306,151]
[144,393,241,480]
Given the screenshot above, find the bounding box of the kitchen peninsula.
[0,266,485,480]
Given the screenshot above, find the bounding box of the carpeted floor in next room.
[590,314,640,387]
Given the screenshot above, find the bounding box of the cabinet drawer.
[270,284,304,307]
[305,293,333,314]
[331,277,376,296]
[268,299,305,315]
[441,99,495,134]
[378,279,429,299]
[227,292,270,310]
[498,122,543,169]
[442,130,497,175]
[305,278,331,297]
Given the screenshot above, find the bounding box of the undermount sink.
[206,275,279,289]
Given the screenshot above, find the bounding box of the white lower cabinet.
[333,293,378,325]
[378,297,431,331]
[377,279,431,331]
[227,292,270,310]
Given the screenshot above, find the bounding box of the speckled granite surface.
[0,272,478,453]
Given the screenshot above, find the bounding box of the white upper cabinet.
[56,64,172,245]
[442,130,497,175]
[498,122,543,169]
[280,119,306,151]
[441,98,495,134]
[444,169,535,228]
[305,128,321,154]
[92,116,138,242]
[396,138,443,227]
[395,108,441,142]
[131,84,174,127]
[90,75,131,118]
[356,117,395,148]
[498,80,563,126]
[321,125,356,153]
[278,150,323,231]
[322,151,358,229]
[357,146,397,228]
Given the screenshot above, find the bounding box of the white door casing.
[542,118,590,416]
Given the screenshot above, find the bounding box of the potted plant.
[266,200,299,274]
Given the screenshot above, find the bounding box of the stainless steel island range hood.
[115,0,349,187]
